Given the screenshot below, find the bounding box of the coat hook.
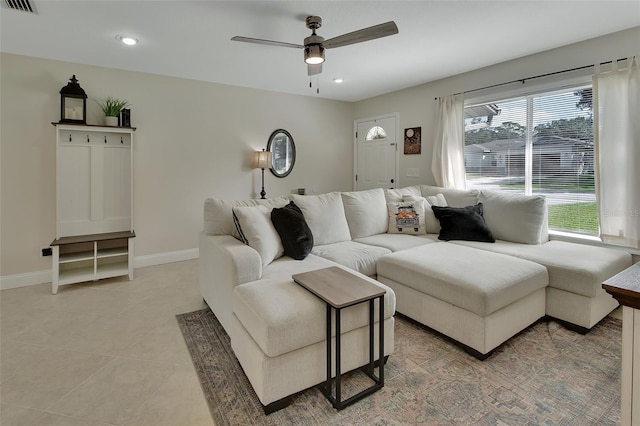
[87,135,90,143]
[120,136,124,144]
[104,136,107,143]
[69,134,72,142]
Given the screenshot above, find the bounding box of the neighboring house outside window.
[464,86,597,235]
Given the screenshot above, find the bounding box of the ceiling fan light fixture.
[304,44,325,65]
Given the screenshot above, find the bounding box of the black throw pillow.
[271,201,314,260]
[431,203,495,243]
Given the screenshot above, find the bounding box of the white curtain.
[432,94,466,189]
[594,56,640,248]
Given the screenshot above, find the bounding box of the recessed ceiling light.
[333,78,344,84]
[116,35,138,46]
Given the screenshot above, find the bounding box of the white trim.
[0,270,51,290]
[0,248,200,290]
[549,230,640,255]
[134,248,199,268]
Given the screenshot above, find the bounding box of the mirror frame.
[266,129,296,178]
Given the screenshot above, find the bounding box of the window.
[366,125,387,141]
[464,86,596,235]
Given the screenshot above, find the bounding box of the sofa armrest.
[199,232,261,332]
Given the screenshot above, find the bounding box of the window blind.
[464,85,597,235]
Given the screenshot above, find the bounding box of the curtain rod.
[434,57,629,100]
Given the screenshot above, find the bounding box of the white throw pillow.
[231,205,284,268]
[403,194,446,234]
[478,190,548,244]
[341,188,388,239]
[204,196,289,237]
[387,201,427,235]
[290,192,352,246]
[420,185,479,208]
[383,186,423,203]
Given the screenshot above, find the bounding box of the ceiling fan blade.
[231,36,303,49]
[323,21,398,49]
[308,63,322,76]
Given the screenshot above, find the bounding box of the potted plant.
[96,96,129,126]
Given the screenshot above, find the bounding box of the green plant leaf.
[96,96,130,117]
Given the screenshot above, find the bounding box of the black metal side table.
[293,266,386,410]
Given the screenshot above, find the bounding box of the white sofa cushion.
[204,196,289,237]
[479,190,548,245]
[387,201,427,235]
[355,234,435,252]
[341,188,388,239]
[452,239,632,297]
[377,242,548,317]
[383,185,422,202]
[232,270,396,357]
[232,205,284,268]
[291,192,352,246]
[311,241,391,277]
[420,185,479,208]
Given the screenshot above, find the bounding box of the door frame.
[353,113,400,191]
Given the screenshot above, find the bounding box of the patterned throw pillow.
[386,201,427,235]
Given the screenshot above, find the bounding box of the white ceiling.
[2,1,639,102]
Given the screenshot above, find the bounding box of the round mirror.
[267,129,296,178]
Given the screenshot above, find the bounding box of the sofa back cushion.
[204,196,290,237]
[291,192,352,246]
[232,205,284,268]
[420,185,479,208]
[341,188,388,239]
[383,186,422,202]
[479,190,548,244]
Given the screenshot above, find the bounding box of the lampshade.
[304,44,325,65]
[254,150,272,169]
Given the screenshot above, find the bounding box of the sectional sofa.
[199,185,632,411]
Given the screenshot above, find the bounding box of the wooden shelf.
[52,122,136,131]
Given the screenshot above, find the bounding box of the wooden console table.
[293,266,385,410]
[603,262,640,426]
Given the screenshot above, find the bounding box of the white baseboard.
[0,270,52,291]
[134,248,199,268]
[0,248,200,291]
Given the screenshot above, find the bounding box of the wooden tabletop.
[51,231,136,246]
[603,262,640,310]
[292,266,385,309]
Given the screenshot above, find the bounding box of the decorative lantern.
[59,75,87,124]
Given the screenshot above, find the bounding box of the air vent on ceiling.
[3,0,37,13]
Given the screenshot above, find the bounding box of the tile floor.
[1,259,215,426]
[0,259,624,425]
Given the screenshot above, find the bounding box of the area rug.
[176,309,621,425]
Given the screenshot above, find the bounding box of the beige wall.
[354,26,640,189]
[1,53,354,278]
[2,26,639,282]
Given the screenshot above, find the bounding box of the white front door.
[355,116,398,191]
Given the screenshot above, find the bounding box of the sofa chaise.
[199,185,632,410]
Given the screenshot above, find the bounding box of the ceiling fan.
[231,16,399,76]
